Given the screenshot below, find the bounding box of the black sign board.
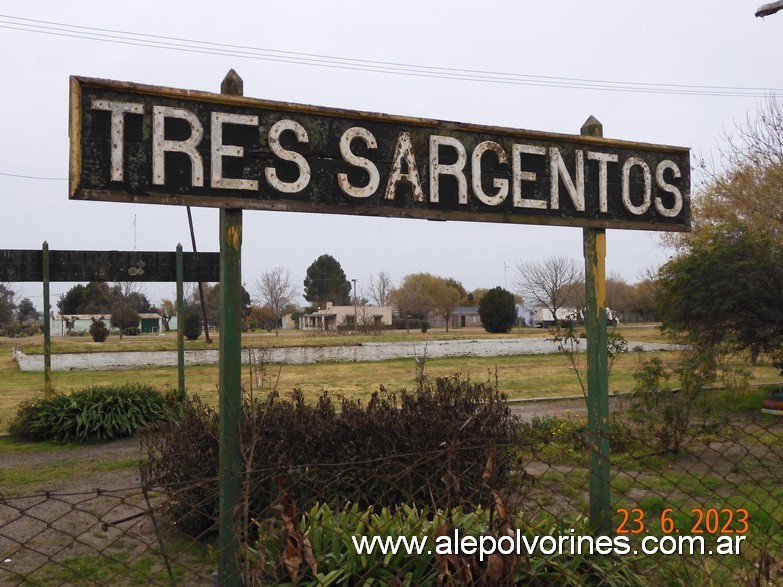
[0,249,220,282]
[70,77,690,232]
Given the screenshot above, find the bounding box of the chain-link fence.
[2,384,782,586]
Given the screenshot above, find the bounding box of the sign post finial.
[221,69,243,96]
[581,115,603,138]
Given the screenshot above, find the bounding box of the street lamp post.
[756,1,783,17]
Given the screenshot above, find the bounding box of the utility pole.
[187,207,212,344]
[352,278,357,330]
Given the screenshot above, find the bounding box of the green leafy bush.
[181,306,202,340]
[628,350,717,453]
[251,503,646,586]
[89,320,109,342]
[478,286,517,333]
[141,375,517,537]
[517,412,636,458]
[111,306,140,336]
[9,383,181,443]
[253,502,484,585]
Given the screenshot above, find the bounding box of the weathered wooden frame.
[70,76,691,232]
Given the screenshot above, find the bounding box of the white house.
[516,303,536,327]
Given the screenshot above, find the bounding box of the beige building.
[299,302,392,331]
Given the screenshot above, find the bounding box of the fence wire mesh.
[1,389,782,586]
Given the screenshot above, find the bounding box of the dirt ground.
[0,435,143,495]
[507,395,622,420]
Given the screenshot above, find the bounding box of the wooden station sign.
[70,76,690,231]
[0,249,220,283]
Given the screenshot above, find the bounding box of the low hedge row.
[140,375,518,537]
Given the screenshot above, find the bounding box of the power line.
[0,14,781,98]
[0,171,66,181]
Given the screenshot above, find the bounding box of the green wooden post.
[176,244,185,396]
[582,116,612,535]
[218,69,244,586]
[42,241,52,400]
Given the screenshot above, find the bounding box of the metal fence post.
[581,116,612,535]
[218,69,244,586]
[42,241,52,400]
[176,244,185,396]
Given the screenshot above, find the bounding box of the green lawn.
[1,323,780,434]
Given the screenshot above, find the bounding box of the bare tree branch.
[256,267,297,335]
[514,256,583,322]
[366,271,392,306]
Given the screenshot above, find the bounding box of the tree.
[247,304,276,331]
[666,97,783,250]
[479,287,517,333]
[111,306,140,339]
[15,298,40,328]
[604,272,635,323]
[159,299,176,332]
[627,268,659,322]
[57,284,85,314]
[194,283,251,330]
[515,256,583,326]
[303,254,351,308]
[467,288,489,307]
[123,290,154,313]
[0,283,16,332]
[387,273,463,331]
[181,306,203,340]
[656,224,783,365]
[57,282,114,314]
[425,277,463,332]
[82,282,114,313]
[159,299,176,316]
[388,274,429,331]
[256,267,297,335]
[89,319,109,342]
[655,98,783,365]
[444,278,467,304]
[367,271,393,306]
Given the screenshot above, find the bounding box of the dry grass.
[8,323,671,354]
[1,323,779,434]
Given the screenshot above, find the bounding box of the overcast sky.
[1,2,781,309]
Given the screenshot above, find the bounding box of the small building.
[50,312,165,336]
[516,303,536,327]
[51,314,109,336]
[299,302,392,331]
[137,313,162,333]
[427,306,481,329]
